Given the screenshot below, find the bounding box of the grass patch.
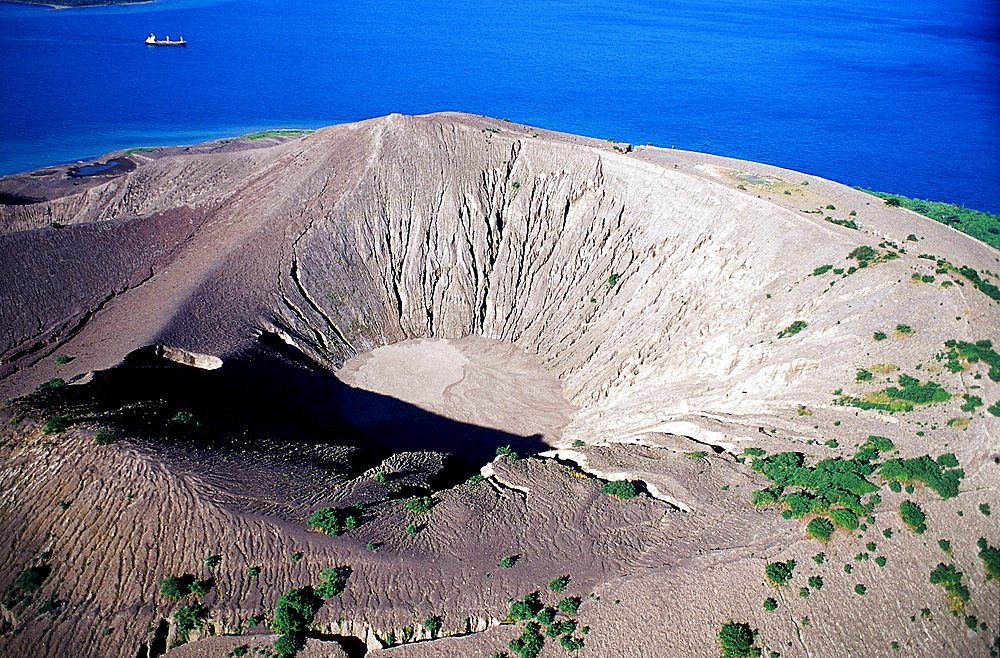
[778,320,808,338]
[239,129,313,140]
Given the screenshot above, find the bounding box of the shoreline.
[2,0,153,8]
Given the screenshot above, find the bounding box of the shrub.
[600,480,637,499]
[880,456,963,499]
[547,620,575,636]
[35,378,66,391]
[496,445,518,460]
[406,497,434,513]
[175,603,208,634]
[751,489,779,506]
[929,563,969,608]
[718,621,761,658]
[873,331,887,341]
[405,524,420,534]
[778,320,808,338]
[273,634,304,657]
[423,616,442,638]
[896,324,913,334]
[273,587,322,634]
[560,635,584,651]
[205,555,221,569]
[806,518,833,541]
[829,508,859,531]
[856,369,873,381]
[509,621,544,658]
[315,566,350,598]
[765,560,795,586]
[808,576,823,590]
[980,503,992,516]
[308,507,360,535]
[812,553,825,564]
[978,538,1000,581]
[54,355,72,365]
[548,575,570,592]
[558,597,581,614]
[536,607,556,625]
[854,584,866,595]
[189,579,213,597]
[14,565,50,592]
[43,414,74,434]
[685,450,708,458]
[811,265,833,276]
[763,597,777,611]
[499,556,518,569]
[899,500,927,533]
[159,575,191,600]
[94,430,117,445]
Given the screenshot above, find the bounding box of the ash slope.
[0,112,998,658]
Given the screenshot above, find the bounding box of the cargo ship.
[145,34,186,46]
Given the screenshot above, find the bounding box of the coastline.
[2,0,153,8]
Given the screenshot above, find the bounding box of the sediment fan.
[0,113,996,658]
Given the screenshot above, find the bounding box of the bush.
[508,592,543,621]
[315,567,350,598]
[14,565,50,592]
[763,597,777,611]
[509,621,544,658]
[536,607,556,625]
[806,518,833,542]
[856,369,873,381]
[600,480,637,499]
[560,635,584,651]
[873,331,887,341]
[423,616,442,638]
[929,563,969,608]
[558,597,581,614]
[854,584,866,595]
[498,555,518,569]
[35,378,66,391]
[829,508,859,531]
[778,320,808,338]
[496,445,518,460]
[189,579,213,597]
[548,575,570,592]
[204,555,221,569]
[811,265,833,276]
[899,500,927,534]
[246,566,261,577]
[159,575,192,600]
[718,621,761,658]
[978,538,1000,581]
[273,587,322,634]
[765,560,795,586]
[406,497,434,513]
[175,603,208,633]
[94,430,117,445]
[273,634,304,657]
[43,414,74,434]
[808,576,823,590]
[308,507,361,535]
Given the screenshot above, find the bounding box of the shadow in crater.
[24,332,549,485]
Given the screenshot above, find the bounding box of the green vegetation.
[558,597,581,614]
[35,378,66,391]
[160,575,192,600]
[239,129,313,140]
[854,584,867,595]
[94,429,117,445]
[763,597,777,611]
[778,320,808,338]
[273,634,304,657]
[174,602,208,640]
[246,566,261,577]
[879,454,963,499]
[423,616,442,638]
[806,517,833,541]
[847,245,899,268]
[600,480,637,499]
[508,592,543,621]
[307,506,360,535]
[509,621,544,658]
[54,355,72,365]
[42,414,74,434]
[13,565,50,594]
[548,576,570,592]
[825,217,858,230]
[873,331,887,341]
[125,147,158,155]
[718,621,761,658]
[957,266,1000,302]
[812,553,825,564]
[836,373,950,412]
[978,537,1000,581]
[875,556,887,567]
[499,556,519,569]
[811,265,833,276]
[765,560,795,586]
[943,340,1000,382]
[685,450,708,458]
[899,500,927,534]
[273,587,322,634]
[938,539,952,554]
[807,576,823,590]
[961,394,984,412]
[315,567,350,598]
[496,445,519,460]
[859,189,1000,250]
[205,554,221,569]
[929,563,969,610]
[856,369,873,382]
[406,496,435,513]
[981,503,992,516]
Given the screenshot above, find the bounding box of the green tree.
[719,621,761,658]
[273,587,321,635]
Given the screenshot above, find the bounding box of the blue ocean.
[1,0,998,211]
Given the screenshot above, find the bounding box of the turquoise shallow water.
[1,0,998,211]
